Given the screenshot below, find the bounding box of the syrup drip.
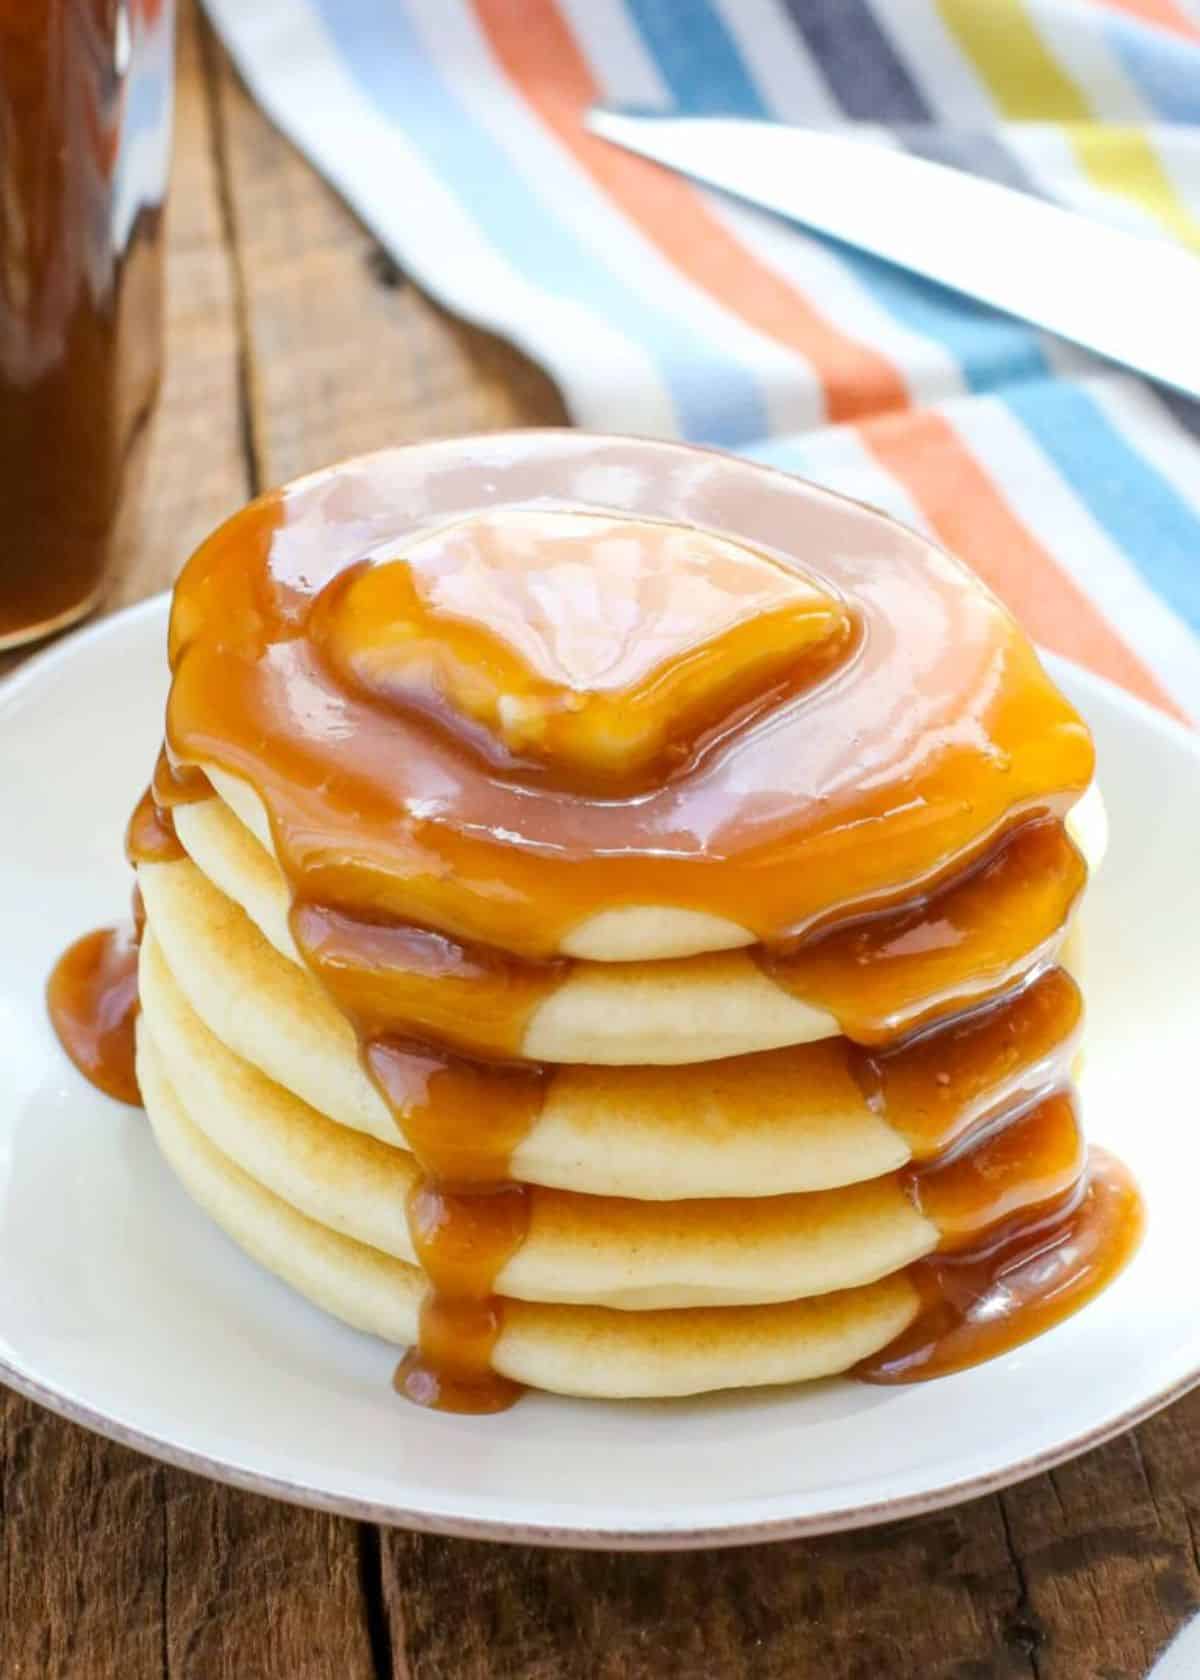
[365,1041,546,1186]
[126,785,183,864]
[367,1040,545,1410]
[859,1149,1143,1383]
[850,966,1084,1161]
[290,905,566,1061]
[233,816,1082,1069]
[46,886,146,1106]
[394,1183,529,1413]
[905,1089,1086,1250]
[124,749,214,868]
[760,820,1086,1044]
[151,744,213,810]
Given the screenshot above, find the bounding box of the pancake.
[205,761,1108,964]
[205,762,753,962]
[136,851,1084,1202]
[142,835,836,1064]
[136,1025,923,1398]
[139,931,939,1307]
[135,882,910,1196]
[165,793,1089,1065]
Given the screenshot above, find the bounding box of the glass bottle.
[0,0,175,649]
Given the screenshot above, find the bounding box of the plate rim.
[3,592,1198,1550]
[2,1347,1198,1551]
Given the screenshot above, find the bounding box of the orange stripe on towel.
[1092,0,1200,44]
[471,0,910,423]
[860,406,1185,717]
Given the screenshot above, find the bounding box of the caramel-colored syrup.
[46,912,141,1106]
[369,1041,545,1409]
[762,820,1086,1044]
[290,906,565,1061]
[162,439,1094,959]
[246,818,1077,1072]
[395,1295,523,1414]
[125,785,184,865]
[906,1088,1086,1249]
[151,745,213,811]
[395,1183,530,1413]
[850,966,1083,1161]
[125,750,214,867]
[312,513,855,788]
[859,1149,1143,1383]
[46,437,1143,1411]
[365,1041,546,1185]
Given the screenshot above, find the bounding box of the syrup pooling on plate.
[45,887,147,1108]
[46,926,142,1106]
[48,435,1141,1409]
[860,1149,1144,1383]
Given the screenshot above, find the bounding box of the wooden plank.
[0,8,241,1669]
[379,1506,1038,1679]
[207,27,565,494]
[161,1475,376,1680]
[996,1391,1200,1678]
[375,1424,1200,1680]
[1,11,377,1679]
[107,0,249,610]
[0,1405,166,1679]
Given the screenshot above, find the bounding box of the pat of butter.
[314,509,853,782]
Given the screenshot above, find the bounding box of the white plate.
[2,596,1198,1550]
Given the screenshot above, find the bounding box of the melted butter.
[313,510,852,786]
[47,436,1141,1412]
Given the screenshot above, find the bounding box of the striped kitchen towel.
[202,0,1200,723]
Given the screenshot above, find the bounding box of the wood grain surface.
[2,9,1197,1676]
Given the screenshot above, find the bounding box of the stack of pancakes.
[124,434,1137,1409]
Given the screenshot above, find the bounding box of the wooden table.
[5,9,1198,1675]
